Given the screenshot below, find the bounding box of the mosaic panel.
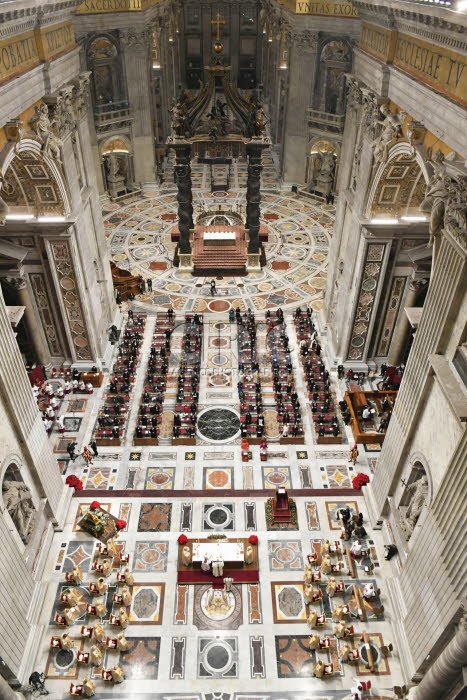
[49,240,92,360]
[193,584,243,630]
[45,639,84,679]
[83,466,112,490]
[275,636,315,678]
[347,243,386,361]
[62,541,94,572]
[250,636,266,678]
[271,582,307,623]
[120,637,161,680]
[174,585,189,624]
[248,583,262,624]
[325,464,351,488]
[325,501,359,530]
[29,272,62,356]
[197,637,238,679]
[305,502,319,530]
[145,467,175,489]
[202,503,235,531]
[138,503,172,532]
[135,541,169,572]
[262,466,291,489]
[129,583,165,625]
[170,637,186,679]
[203,467,233,490]
[268,541,304,571]
[180,503,193,531]
[376,275,407,356]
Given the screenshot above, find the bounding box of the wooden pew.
[362,630,375,671]
[352,584,366,621]
[345,545,357,578]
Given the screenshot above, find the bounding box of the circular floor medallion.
[55,649,74,667]
[214,322,227,331]
[208,299,231,313]
[150,473,170,485]
[207,645,230,670]
[197,407,240,443]
[211,354,228,366]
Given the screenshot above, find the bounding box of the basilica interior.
[0,0,466,699]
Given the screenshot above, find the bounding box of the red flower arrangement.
[178,534,188,545]
[116,519,127,530]
[248,534,258,545]
[90,501,101,510]
[65,474,84,491]
[352,473,370,489]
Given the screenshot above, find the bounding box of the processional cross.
[211,12,226,41]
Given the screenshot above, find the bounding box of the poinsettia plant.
[90,501,101,510]
[116,519,127,530]
[178,534,188,544]
[65,474,84,490]
[352,472,370,489]
[248,535,259,545]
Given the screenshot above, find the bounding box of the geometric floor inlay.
[193,584,242,630]
[197,636,238,678]
[135,541,169,572]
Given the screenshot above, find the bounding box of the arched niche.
[317,40,352,115]
[306,138,339,195]
[0,138,71,218]
[365,141,430,221]
[86,35,124,109]
[398,454,432,540]
[99,135,133,198]
[1,461,37,545]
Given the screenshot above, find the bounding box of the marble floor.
[32,176,402,699]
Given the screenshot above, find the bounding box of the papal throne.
[272,488,292,522]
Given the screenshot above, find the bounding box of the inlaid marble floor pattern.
[32,166,402,697]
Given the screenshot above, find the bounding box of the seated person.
[111,665,125,683]
[313,659,325,679]
[320,554,332,575]
[350,540,363,559]
[82,678,96,697]
[308,634,320,650]
[362,582,376,600]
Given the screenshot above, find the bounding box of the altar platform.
[177,537,259,584]
[192,225,247,276]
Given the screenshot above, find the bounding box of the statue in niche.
[316,150,336,195]
[29,103,62,162]
[420,151,451,246]
[401,474,429,537]
[2,479,36,543]
[371,103,406,164]
[444,176,467,248]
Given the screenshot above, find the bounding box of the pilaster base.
[362,482,384,530]
[246,254,261,272]
[179,254,193,272]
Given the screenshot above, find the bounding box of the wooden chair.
[364,562,374,575]
[361,679,372,695]
[109,613,121,626]
[50,636,62,648]
[54,613,67,626]
[69,684,83,696]
[323,663,334,676]
[119,553,130,565]
[393,685,407,698]
[112,593,123,605]
[381,642,393,657]
[85,604,97,616]
[88,582,99,595]
[116,572,126,584]
[101,670,113,682]
[311,572,322,583]
[331,562,343,574]
[80,626,93,639]
[318,637,331,649]
[316,614,326,626]
[105,637,118,649]
[343,625,355,638]
[348,648,360,662]
[307,553,318,564]
[65,572,77,583]
[312,589,323,603]
[77,651,89,665]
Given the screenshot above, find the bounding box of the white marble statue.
[401,474,429,536]
[2,479,36,542]
[29,103,62,161]
[371,103,405,164]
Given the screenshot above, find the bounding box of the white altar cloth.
[192,542,244,564]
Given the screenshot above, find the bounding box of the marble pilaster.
[121,28,156,184]
[7,276,51,369]
[281,34,319,184]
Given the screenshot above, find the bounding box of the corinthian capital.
[120,27,153,49]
